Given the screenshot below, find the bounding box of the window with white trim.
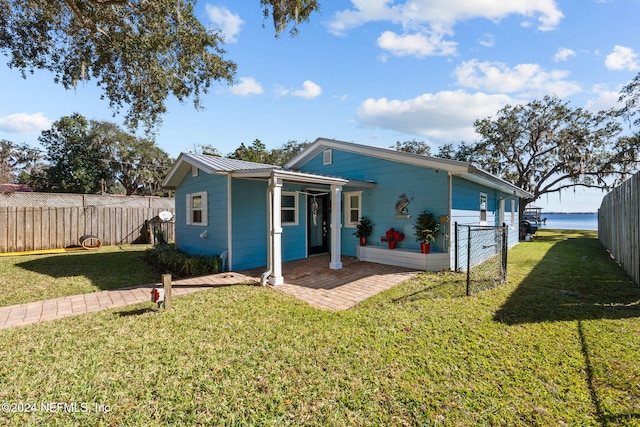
[344,191,362,228]
[479,192,487,225]
[281,192,298,226]
[186,191,208,226]
[323,149,332,165]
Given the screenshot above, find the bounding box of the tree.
[391,139,431,156]
[38,113,113,193]
[228,139,271,163]
[261,0,320,36]
[0,139,42,183]
[268,140,310,165]
[190,144,223,157]
[225,139,310,166]
[92,122,173,195]
[471,96,633,218]
[436,142,476,162]
[35,113,172,194]
[619,72,640,131]
[1,1,320,131]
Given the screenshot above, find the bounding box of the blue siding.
[230,179,309,270]
[451,176,520,244]
[450,176,521,269]
[281,184,307,262]
[300,149,450,255]
[451,177,496,225]
[175,171,228,257]
[230,179,268,270]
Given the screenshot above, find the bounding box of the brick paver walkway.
[0,256,419,329]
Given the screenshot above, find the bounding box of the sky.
[1,0,639,212]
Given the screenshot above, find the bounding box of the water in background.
[536,212,598,231]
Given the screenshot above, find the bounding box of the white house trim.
[260,170,349,285]
[330,184,343,270]
[268,176,285,286]
[227,175,233,271]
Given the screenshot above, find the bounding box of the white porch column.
[329,184,343,270]
[269,177,285,285]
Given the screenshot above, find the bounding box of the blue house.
[162,138,533,285]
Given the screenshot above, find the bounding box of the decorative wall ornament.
[311,197,318,225]
[394,192,413,218]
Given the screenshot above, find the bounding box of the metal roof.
[163,152,366,189]
[183,153,278,172]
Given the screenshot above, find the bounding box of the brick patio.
[0,255,419,329]
[251,255,419,310]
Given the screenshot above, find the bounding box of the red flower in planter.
[381,228,404,244]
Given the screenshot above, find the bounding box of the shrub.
[144,243,222,278]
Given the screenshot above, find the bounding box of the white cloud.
[205,5,244,43]
[229,77,264,96]
[478,33,495,48]
[586,85,623,112]
[605,45,640,71]
[0,112,51,134]
[454,59,581,97]
[377,31,457,57]
[554,47,576,62]
[328,0,401,36]
[292,81,322,99]
[356,90,518,141]
[329,0,563,35]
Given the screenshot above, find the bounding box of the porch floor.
[243,255,420,310]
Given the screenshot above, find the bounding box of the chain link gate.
[455,223,508,295]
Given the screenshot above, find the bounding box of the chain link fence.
[455,223,508,295]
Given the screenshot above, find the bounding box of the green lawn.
[0,245,158,307]
[0,230,639,426]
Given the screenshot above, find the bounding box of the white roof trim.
[232,169,349,186]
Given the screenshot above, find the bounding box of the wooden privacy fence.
[0,206,175,253]
[598,172,640,285]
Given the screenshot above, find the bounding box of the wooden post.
[162,273,172,310]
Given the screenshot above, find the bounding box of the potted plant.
[381,227,404,249]
[414,210,440,253]
[353,217,374,246]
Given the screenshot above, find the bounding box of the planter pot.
[388,241,397,249]
[420,242,431,254]
[359,237,367,246]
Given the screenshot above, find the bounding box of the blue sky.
[1,0,639,212]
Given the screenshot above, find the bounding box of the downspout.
[260,176,273,285]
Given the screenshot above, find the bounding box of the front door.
[308,194,329,255]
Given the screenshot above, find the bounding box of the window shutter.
[200,192,208,226]
[186,194,192,225]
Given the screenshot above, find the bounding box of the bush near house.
[143,243,222,278]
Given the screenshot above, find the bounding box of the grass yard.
[0,245,158,306]
[0,230,639,426]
